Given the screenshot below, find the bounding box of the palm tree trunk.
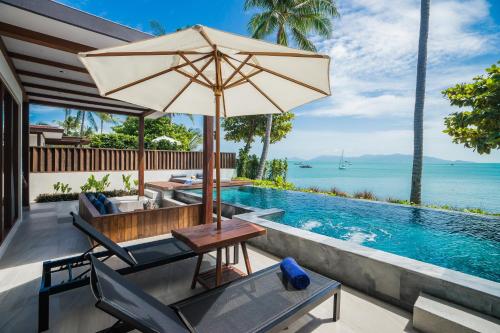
[79,111,86,137]
[101,118,104,134]
[257,113,272,179]
[410,0,430,204]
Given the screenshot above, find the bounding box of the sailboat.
[339,150,347,170]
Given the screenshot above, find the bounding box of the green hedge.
[35,189,138,203]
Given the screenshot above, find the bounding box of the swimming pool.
[192,186,500,282]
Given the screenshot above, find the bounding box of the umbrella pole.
[215,51,222,230]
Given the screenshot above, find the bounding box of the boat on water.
[339,150,347,170]
[299,164,313,168]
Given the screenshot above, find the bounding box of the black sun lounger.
[38,212,196,332]
[89,255,341,333]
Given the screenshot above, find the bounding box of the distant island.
[289,154,473,164]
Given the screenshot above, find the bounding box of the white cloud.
[305,0,498,119]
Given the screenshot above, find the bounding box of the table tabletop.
[172,219,266,253]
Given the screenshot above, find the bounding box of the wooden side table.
[172,219,266,288]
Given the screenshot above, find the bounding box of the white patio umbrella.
[151,135,181,145]
[79,25,331,230]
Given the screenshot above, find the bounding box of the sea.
[287,161,500,214]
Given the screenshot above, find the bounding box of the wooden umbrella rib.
[237,51,329,59]
[179,53,214,87]
[224,69,263,89]
[222,55,285,113]
[194,26,216,49]
[226,54,329,96]
[104,54,212,96]
[223,54,252,87]
[83,50,208,57]
[174,69,212,89]
[163,57,214,112]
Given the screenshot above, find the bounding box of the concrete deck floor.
[0,201,416,333]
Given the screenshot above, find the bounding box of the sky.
[31,0,500,162]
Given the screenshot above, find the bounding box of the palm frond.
[244,0,275,11]
[248,11,278,38]
[149,20,167,36]
[86,112,98,131]
[290,27,316,51]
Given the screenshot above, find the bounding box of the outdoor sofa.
[38,213,197,332]
[78,192,203,243]
[90,254,341,333]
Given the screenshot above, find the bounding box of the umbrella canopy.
[151,136,181,145]
[78,25,331,229]
[79,25,331,117]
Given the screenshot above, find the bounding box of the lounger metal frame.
[90,256,341,333]
[38,215,197,332]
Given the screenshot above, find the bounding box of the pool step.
[413,293,500,333]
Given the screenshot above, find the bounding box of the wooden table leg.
[241,241,252,275]
[191,254,203,289]
[225,246,230,266]
[216,248,222,286]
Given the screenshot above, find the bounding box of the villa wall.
[236,211,500,320]
[29,168,236,202]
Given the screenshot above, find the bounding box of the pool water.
[193,186,500,282]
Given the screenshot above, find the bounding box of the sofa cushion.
[171,173,187,178]
[97,193,107,203]
[91,198,107,215]
[86,193,97,202]
[104,198,120,214]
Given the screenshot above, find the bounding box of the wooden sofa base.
[78,193,202,243]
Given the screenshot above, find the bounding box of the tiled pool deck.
[0,201,416,332]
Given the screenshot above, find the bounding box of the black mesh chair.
[90,255,341,333]
[38,212,196,332]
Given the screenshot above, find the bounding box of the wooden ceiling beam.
[27,92,147,112]
[22,82,148,110]
[8,52,87,73]
[0,34,26,99]
[29,99,144,117]
[0,22,95,53]
[17,69,96,87]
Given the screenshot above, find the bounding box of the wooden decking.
[145,179,252,191]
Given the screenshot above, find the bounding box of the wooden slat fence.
[30,147,236,172]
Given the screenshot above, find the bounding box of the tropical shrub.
[236,149,260,179]
[264,158,288,182]
[353,190,377,200]
[90,133,138,149]
[35,189,137,203]
[53,182,72,194]
[80,174,111,192]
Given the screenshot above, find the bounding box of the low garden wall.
[29,169,236,202]
[235,210,500,320]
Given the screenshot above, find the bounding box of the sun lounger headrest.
[71,212,136,266]
[89,255,189,333]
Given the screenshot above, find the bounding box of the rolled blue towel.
[280,257,310,290]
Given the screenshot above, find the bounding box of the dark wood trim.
[27,92,147,112]
[8,52,87,73]
[0,82,4,241]
[3,92,14,231]
[0,22,95,53]
[138,116,145,196]
[0,34,26,98]
[202,116,214,224]
[28,99,144,117]
[17,70,96,88]
[12,102,19,220]
[0,0,151,43]
[22,101,29,207]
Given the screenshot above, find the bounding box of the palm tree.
[76,110,98,137]
[410,0,430,204]
[96,112,118,133]
[245,0,339,179]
